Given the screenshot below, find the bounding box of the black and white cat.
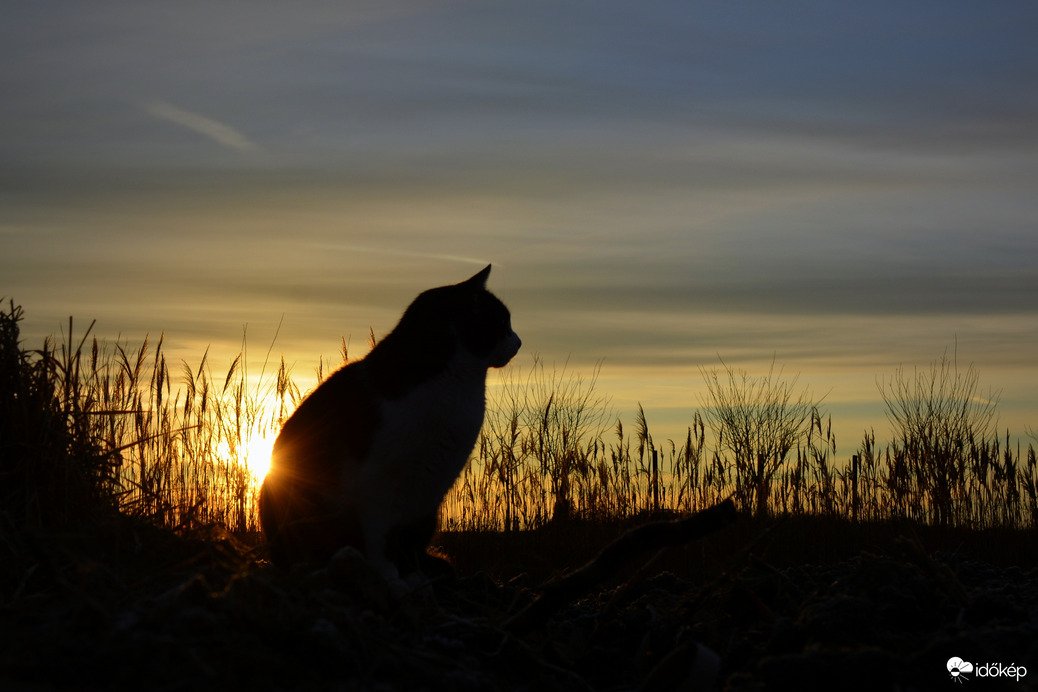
[259,265,521,577]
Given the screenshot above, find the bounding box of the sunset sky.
[4,1,1037,453]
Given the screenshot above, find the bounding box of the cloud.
[302,242,491,268]
[143,100,257,151]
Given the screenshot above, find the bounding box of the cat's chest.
[385,375,484,441]
[364,363,487,476]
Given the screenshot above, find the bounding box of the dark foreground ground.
[2,512,1036,691]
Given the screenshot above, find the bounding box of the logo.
[947,657,1028,684]
[948,658,974,683]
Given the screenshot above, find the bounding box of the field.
[2,301,1037,690]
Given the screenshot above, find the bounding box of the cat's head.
[394,264,521,370]
[454,265,521,368]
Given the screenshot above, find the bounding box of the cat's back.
[272,361,381,480]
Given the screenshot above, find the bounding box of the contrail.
[144,100,257,151]
[305,243,492,267]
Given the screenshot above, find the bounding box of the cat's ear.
[464,264,492,289]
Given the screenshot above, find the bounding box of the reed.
[0,301,293,537]
[3,301,1035,540]
[447,353,1037,532]
[1,302,114,530]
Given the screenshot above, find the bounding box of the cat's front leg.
[359,513,439,598]
[360,513,402,582]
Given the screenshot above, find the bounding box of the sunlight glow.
[243,432,277,482]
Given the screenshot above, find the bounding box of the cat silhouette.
[259,265,521,577]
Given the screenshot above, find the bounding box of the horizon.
[8,300,1029,466]
[4,1,1037,457]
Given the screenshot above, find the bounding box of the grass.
[2,300,1036,547]
[0,300,294,538]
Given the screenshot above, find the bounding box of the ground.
[2,514,1036,691]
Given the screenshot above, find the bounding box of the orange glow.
[243,432,277,483]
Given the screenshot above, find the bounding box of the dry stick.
[504,498,738,634]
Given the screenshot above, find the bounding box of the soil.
[2,515,1036,691]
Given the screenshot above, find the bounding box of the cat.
[258,264,521,578]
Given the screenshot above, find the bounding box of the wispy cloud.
[304,242,491,267]
[143,100,257,151]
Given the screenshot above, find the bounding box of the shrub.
[699,358,823,518]
[879,348,999,526]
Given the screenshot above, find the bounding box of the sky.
[3,1,1037,455]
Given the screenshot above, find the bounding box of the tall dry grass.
[445,352,1038,532]
[1,301,294,536]
[3,301,1036,538]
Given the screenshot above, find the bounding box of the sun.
[243,432,277,482]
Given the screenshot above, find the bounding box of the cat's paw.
[385,570,437,602]
[327,546,394,607]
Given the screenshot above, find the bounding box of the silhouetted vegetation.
[449,351,1037,532]
[0,301,290,540]
[700,358,822,518]
[2,301,1036,540]
[0,303,115,530]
